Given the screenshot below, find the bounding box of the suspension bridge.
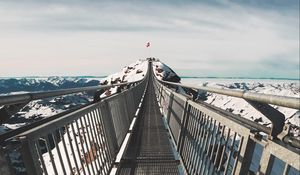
[0,60,299,175]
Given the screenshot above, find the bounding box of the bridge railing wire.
[153,73,300,175]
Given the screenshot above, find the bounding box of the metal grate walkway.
[118,74,180,175]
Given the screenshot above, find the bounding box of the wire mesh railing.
[153,77,300,175]
[0,64,149,175]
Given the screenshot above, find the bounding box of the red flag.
[146,42,150,48]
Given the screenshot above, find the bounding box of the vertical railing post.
[158,85,163,104]
[120,93,131,124]
[234,135,256,175]
[20,138,42,175]
[177,100,191,154]
[99,101,119,154]
[0,147,14,175]
[258,146,273,175]
[166,93,174,123]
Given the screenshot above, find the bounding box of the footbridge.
[0,61,299,175]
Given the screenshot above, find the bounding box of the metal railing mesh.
[1,65,149,175]
[153,78,300,175]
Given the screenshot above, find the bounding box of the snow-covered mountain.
[98,59,148,98]
[152,60,181,82]
[0,76,101,94]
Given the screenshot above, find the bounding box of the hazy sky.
[0,0,299,78]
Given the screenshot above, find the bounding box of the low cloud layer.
[0,0,299,78]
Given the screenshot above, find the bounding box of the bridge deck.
[118,77,180,174]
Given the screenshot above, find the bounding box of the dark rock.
[226,108,234,113]
[136,69,143,74]
[254,117,263,123]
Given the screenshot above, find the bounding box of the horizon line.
[0,75,299,80]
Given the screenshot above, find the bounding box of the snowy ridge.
[99,59,148,98]
[100,59,148,85]
[0,77,101,94]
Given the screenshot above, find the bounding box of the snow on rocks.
[152,59,180,82]
[99,59,148,98]
[100,59,148,86]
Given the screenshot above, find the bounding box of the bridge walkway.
[118,73,180,175]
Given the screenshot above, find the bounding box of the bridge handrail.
[0,82,141,142]
[153,77,300,175]
[0,62,150,175]
[158,79,300,110]
[0,81,141,106]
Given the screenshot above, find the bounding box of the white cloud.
[0,0,298,78]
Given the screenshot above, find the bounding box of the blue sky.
[0,0,299,78]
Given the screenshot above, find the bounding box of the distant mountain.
[179,76,300,80]
[0,77,100,94]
